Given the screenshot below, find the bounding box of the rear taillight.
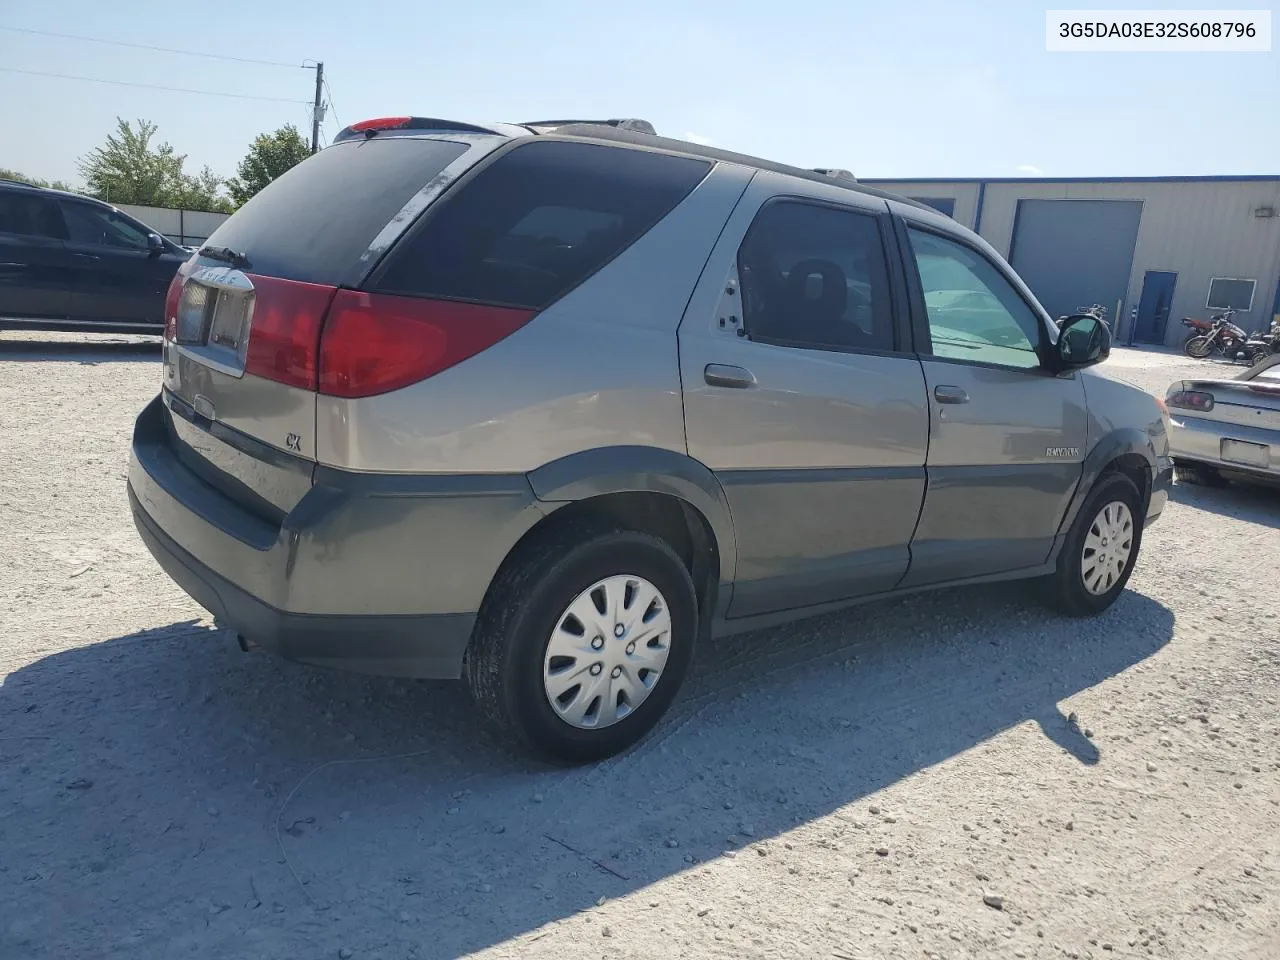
[163,273,183,341]
[317,292,533,399]
[242,276,338,391]
[1166,389,1214,412]
[348,116,412,133]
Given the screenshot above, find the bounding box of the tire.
[1039,473,1144,617]
[1248,346,1273,367]
[464,523,698,764]
[1173,461,1225,487]
[1183,335,1213,359]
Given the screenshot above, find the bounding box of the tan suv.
[128,115,1173,762]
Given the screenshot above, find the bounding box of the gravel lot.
[1,333,1277,960]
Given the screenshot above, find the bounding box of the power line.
[0,25,306,69]
[322,77,342,131]
[0,66,311,103]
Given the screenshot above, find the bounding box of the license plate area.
[1221,438,1270,468]
[175,267,257,376]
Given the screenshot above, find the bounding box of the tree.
[172,165,234,214]
[0,167,77,192]
[75,117,232,213]
[227,125,310,206]
[77,118,182,206]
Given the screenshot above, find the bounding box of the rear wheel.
[1039,473,1143,617]
[1173,460,1225,487]
[464,524,697,763]
[1183,335,1213,359]
[1248,346,1273,367]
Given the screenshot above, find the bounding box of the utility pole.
[310,61,325,154]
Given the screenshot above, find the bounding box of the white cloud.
[1016,164,1045,176]
[684,132,718,147]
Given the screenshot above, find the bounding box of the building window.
[908,197,956,218]
[1207,277,1256,312]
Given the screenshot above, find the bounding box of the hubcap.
[542,574,673,730]
[1081,500,1134,596]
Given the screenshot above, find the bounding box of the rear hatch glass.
[199,137,471,285]
[162,136,476,522]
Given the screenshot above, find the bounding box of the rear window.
[201,137,470,284]
[370,140,712,309]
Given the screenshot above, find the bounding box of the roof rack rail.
[523,118,656,136]
[810,168,857,182]
[0,177,39,187]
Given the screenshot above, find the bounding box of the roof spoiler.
[523,118,657,135]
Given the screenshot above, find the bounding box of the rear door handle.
[933,384,969,404]
[704,363,756,389]
[72,252,101,261]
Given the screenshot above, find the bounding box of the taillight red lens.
[242,276,338,391]
[163,273,183,341]
[349,116,412,133]
[317,292,534,399]
[1166,389,1214,412]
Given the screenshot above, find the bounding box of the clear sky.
[1,0,1276,187]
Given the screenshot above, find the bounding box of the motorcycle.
[1234,317,1280,365]
[1182,308,1248,359]
[1056,303,1112,333]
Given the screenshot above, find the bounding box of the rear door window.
[371,140,712,309]
[737,200,896,353]
[201,137,470,284]
[0,193,64,239]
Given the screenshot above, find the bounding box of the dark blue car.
[0,179,188,335]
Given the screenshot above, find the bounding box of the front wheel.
[464,524,698,764]
[1183,335,1213,359]
[1039,473,1143,617]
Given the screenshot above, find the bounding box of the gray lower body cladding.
[128,395,546,678]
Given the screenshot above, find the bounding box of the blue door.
[1134,270,1177,345]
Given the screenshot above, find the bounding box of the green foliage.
[227,125,310,206]
[0,167,77,193]
[76,118,233,213]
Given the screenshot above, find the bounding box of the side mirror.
[1056,313,1111,368]
[147,233,166,256]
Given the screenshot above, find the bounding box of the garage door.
[1008,199,1142,331]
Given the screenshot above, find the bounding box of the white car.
[1167,354,1280,487]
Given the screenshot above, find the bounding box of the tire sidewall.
[498,532,698,763]
[1184,335,1211,358]
[1062,474,1144,613]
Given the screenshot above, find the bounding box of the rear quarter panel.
[317,163,754,473]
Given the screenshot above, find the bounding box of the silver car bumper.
[1169,413,1280,481]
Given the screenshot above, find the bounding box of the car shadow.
[0,585,1173,959]
[1171,479,1280,527]
[0,337,160,363]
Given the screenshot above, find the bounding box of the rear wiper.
[198,245,251,269]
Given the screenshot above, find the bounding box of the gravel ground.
[1,333,1278,960]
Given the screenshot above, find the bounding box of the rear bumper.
[128,395,547,678]
[1170,414,1280,483]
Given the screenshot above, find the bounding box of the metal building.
[861,176,1280,348]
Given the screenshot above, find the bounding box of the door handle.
[933,384,969,404]
[72,252,101,261]
[704,363,756,389]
